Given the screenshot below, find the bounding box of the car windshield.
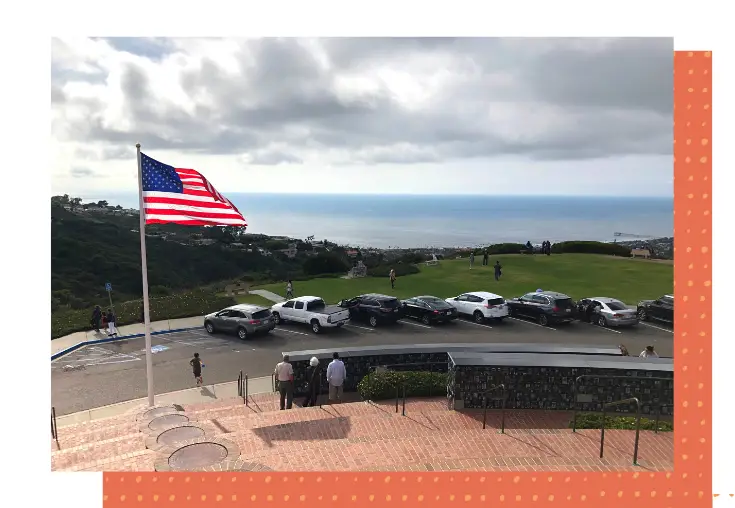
[252,309,271,319]
[606,301,627,311]
[423,297,449,307]
[380,299,401,308]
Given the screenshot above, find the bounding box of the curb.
[51,325,205,361]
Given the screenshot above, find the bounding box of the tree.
[70,197,82,210]
[97,200,109,207]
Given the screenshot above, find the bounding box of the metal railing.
[600,397,642,465]
[571,374,671,433]
[395,382,408,415]
[482,383,507,433]
[365,361,448,404]
[237,370,243,396]
[236,370,250,406]
[51,407,59,447]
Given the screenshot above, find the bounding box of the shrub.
[51,290,236,339]
[302,252,350,276]
[366,263,419,278]
[357,370,448,400]
[552,241,631,257]
[571,412,673,432]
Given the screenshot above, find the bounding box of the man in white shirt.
[326,352,347,404]
[639,345,659,358]
[274,354,294,410]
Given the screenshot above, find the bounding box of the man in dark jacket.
[302,356,322,407]
[494,260,502,281]
[91,305,102,332]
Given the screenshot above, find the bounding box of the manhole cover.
[148,414,189,431]
[157,426,205,446]
[143,407,177,420]
[168,443,228,470]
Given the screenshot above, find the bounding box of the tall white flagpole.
[136,143,155,407]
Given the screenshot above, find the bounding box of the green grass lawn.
[253,254,673,306]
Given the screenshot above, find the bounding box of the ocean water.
[227,194,673,248]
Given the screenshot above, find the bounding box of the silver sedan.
[577,297,639,327]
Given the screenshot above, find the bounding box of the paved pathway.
[248,289,285,303]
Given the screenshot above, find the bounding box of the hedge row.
[572,412,673,432]
[551,241,631,257]
[51,290,236,339]
[357,370,448,400]
[366,263,420,278]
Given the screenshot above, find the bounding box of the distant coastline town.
[51,194,674,260]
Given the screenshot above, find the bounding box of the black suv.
[637,294,674,325]
[506,290,576,326]
[338,293,404,327]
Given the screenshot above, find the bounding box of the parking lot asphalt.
[51,315,673,415]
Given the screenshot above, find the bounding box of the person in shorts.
[274,354,294,410]
[190,353,203,386]
[326,352,347,404]
[106,308,118,337]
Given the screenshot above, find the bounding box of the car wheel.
[538,314,549,326]
[637,309,648,321]
[369,316,378,327]
[205,322,215,334]
[237,327,248,340]
[507,307,513,317]
[421,314,431,325]
[597,316,607,327]
[473,311,485,323]
[272,312,281,325]
[495,317,505,323]
[311,320,322,334]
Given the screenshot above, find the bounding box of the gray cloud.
[51,37,673,167]
[70,167,97,178]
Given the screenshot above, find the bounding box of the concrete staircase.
[51,393,674,472]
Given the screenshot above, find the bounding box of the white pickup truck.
[271,296,351,334]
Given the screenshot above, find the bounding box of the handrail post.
[271,373,275,392]
[599,405,607,458]
[402,383,406,416]
[632,399,642,465]
[572,376,580,432]
[654,384,662,434]
[244,374,249,406]
[395,383,399,413]
[238,370,242,397]
[51,407,59,446]
[482,393,488,430]
[500,386,506,434]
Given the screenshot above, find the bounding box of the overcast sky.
[51,37,673,198]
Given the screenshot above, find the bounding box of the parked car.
[270,296,351,334]
[444,291,508,323]
[204,303,276,340]
[637,294,674,325]
[506,291,575,326]
[338,293,404,327]
[402,295,458,325]
[576,297,639,327]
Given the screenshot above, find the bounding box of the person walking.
[274,354,294,410]
[286,280,294,299]
[91,305,102,333]
[106,308,118,337]
[302,356,322,407]
[546,240,551,256]
[326,352,347,404]
[189,352,204,387]
[389,268,396,289]
[494,260,502,281]
[639,345,659,358]
[483,250,489,266]
[469,252,475,270]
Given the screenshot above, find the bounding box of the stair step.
[52,433,147,471]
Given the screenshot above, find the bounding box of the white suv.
[445,291,509,323]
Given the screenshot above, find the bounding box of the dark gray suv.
[204,304,276,340]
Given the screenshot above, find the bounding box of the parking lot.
[51,315,672,415]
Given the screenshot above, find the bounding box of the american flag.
[141,153,247,226]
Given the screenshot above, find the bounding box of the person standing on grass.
[274,354,294,410]
[302,356,322,407]
[286,280,294,298]
[389,268,397,289]
[190,352,204,387]
[494,260,502,281]
[91,305,102,333]
[106,308,118,337]
[326,352,347,404]
[469,252,475,270]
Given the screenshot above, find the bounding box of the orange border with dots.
[101,50,713,507]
